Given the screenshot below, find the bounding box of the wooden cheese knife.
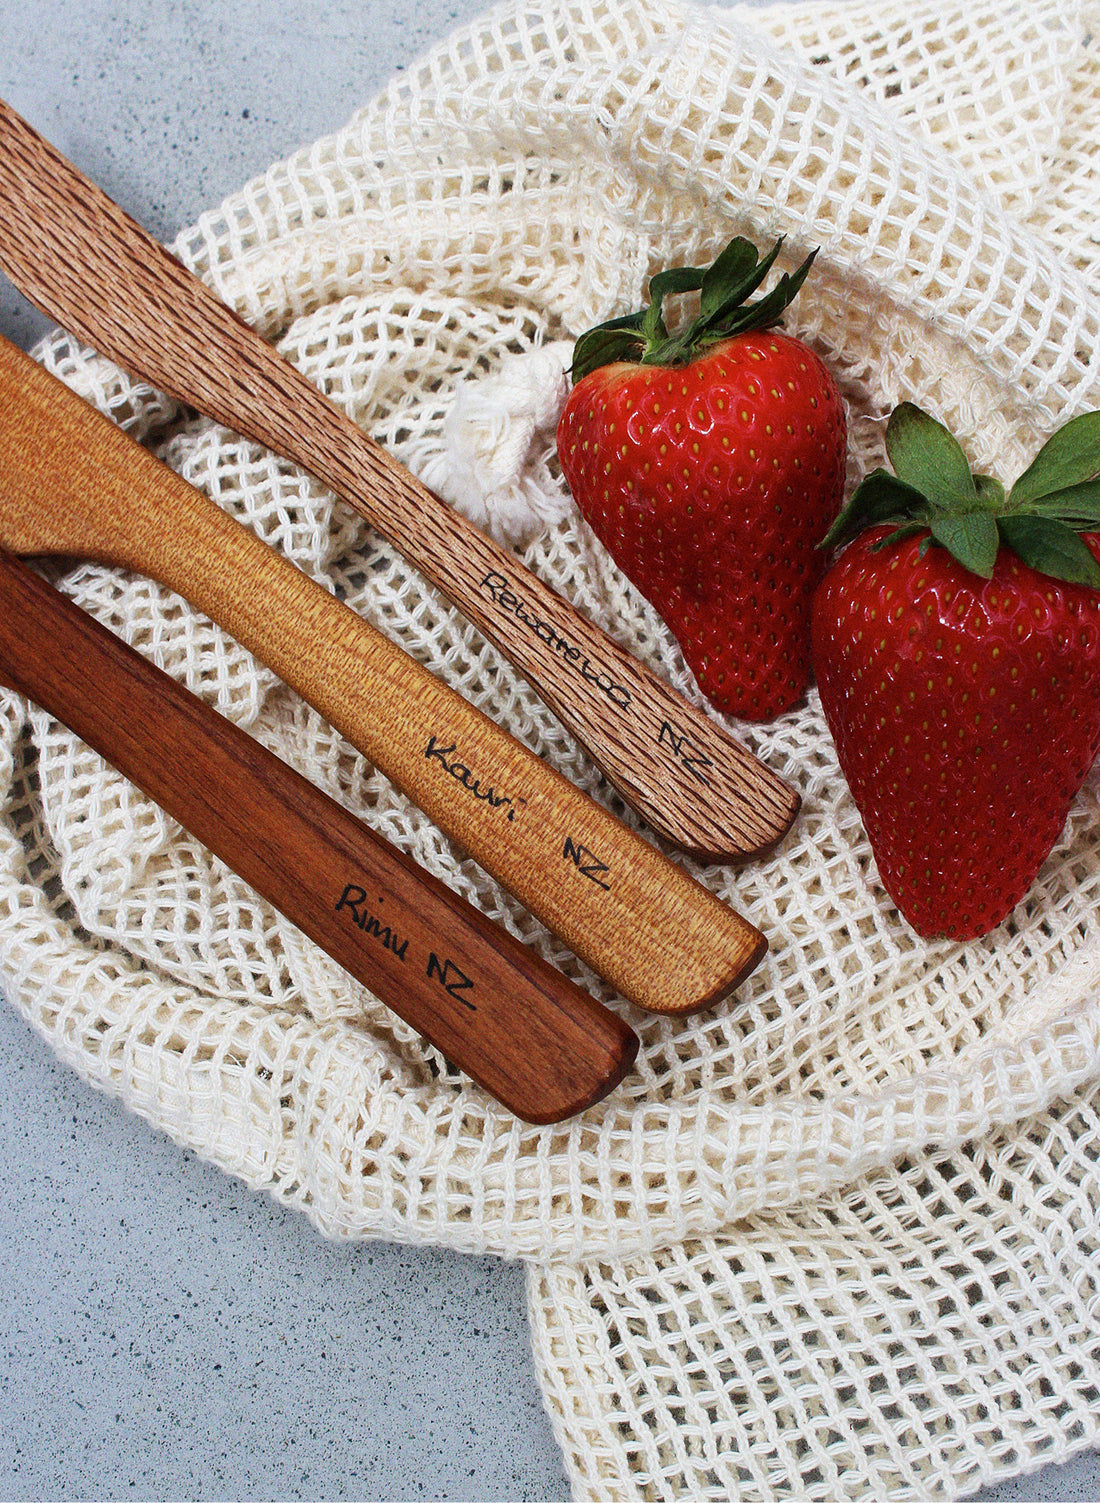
[0,97,800,863]
[0,333,769,1014]
[0,547,639,1123]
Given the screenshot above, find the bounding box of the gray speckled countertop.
[1,3,1098,1500]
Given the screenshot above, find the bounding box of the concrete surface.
[0,2,1098,1499]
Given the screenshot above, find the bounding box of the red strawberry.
[557,236,846,722]
[812,401,1100,939]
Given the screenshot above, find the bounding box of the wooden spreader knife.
[0,334,768,1015]
[0,97,800,863]
[0,547,638,1123]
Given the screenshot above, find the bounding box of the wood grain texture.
[0,547,639,1123]
[0,97,800,863]
[0,334,769,1014]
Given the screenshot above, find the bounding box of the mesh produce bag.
[2,0,1100,1494]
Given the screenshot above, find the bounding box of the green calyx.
[820,402,1100,589]
[569,235,818,383]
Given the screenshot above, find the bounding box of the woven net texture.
[3,0,1100,1493]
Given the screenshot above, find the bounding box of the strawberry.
[557,236,846,722]
[812,401,1100,940]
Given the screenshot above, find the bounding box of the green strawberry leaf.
[1017,478,1100,528]
[1007,410,1100,509]
[820,402,1100,589]
[819,469,930,551]
[868,519,931,552]
[997,513,1100,586]
[929,509,999,578]
[707,251,818,343]
[642,240,817,366]
[885,403,978,509]
[647,265,708,301]
[642,265,707,345]
[569,233,822,377]
[697,237,782,324]
[570,313,646,381]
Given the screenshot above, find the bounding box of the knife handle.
[0,548,638,1123]
[0,337,768,1014]
[0,96,800,862]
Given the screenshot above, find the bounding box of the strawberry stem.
[822,402,1100,587]
[569,235,819,382]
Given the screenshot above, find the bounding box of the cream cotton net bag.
[3,0,1100,1495]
